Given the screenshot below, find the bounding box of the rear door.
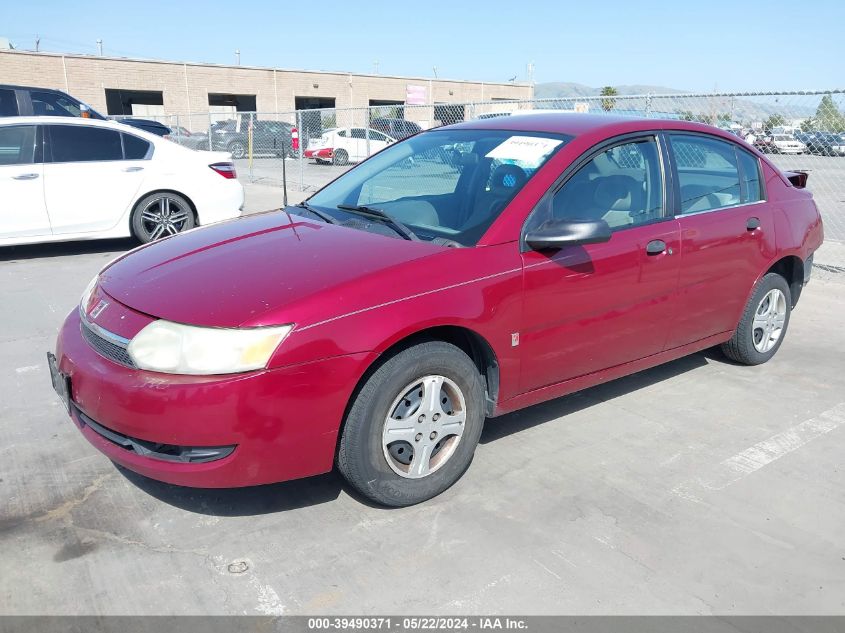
[43,124,149,234]
[664,132,774,348]
[0,124,50,239]
[519,134,682,392]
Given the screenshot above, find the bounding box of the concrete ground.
[2,235,845,615]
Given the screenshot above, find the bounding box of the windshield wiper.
[336,204,419,241]
[293,201,338,224]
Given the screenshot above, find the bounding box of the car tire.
[131,192,196,243]
[228,141,246,159]
[337,341,486,507]
[721,273,792,365]
[333,149,349,166]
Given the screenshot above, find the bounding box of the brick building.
[0,49,532,131]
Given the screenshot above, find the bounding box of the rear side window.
[49,125,123,162]
[736,148,762,203]
[671,134,741,214]
[122,133,152,160]
[0,125,36,165]
[0,89,18,116]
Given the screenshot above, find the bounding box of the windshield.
[306,128,571,245]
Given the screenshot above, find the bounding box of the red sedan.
[50,114,823,506]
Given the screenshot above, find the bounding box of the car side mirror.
[525,219,612,251]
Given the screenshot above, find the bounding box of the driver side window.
[551,138,664,230]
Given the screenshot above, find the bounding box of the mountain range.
[532,82,815,122]
[534,82,686,99]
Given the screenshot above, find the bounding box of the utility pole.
[432,66,438,79]
[96,39,102,56]
[35,34,40,52]
[235,49,240,65]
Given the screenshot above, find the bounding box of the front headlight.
[127,320,293,375]
[80,275,99,312]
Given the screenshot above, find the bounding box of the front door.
[519,135,681,392]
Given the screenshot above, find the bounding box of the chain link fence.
[117,90,845,241]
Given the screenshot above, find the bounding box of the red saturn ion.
[50,114,823,506]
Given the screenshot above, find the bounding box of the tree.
[815,94,845,132]
[763,114,786,133]
[600,86,618,112]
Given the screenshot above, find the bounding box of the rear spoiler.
[784,170,809,188]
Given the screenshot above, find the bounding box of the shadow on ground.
[116,350,716,515]
[0,238,136,262]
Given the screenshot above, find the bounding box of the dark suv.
[209,118,297,159]
[370,117,422,140]
[0,84,105,119]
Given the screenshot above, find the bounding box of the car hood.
[99,211,444,328]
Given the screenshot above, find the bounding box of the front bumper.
[55,309,376,488]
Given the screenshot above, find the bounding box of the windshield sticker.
[485,136,562,166]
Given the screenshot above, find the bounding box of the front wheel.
[721,273,791,365]
[337,341,486,507]
[332,149,349,166]
[131,192,195,243]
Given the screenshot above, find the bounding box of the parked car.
[370,117,422,140]
[753,135,777,154]
[305,127,395,165]
[770,134,807,154]
[0,84,105,119]
[115,117,172,137]
[50,114,822,507]
[0,116,243,246]
[209,118,298,159]
[805,132,845,156]
[166,126,210,150]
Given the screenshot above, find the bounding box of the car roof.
[444,112,741,139]
[0,115,165,142]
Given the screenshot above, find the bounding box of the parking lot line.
[673,402,845,501]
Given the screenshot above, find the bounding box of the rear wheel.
[337,341,486,507]
[131,192,195,243]
[721,273,791,365]
[227,140,246,159]
[333,149,349,166]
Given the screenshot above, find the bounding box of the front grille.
[75,407,235,464]
[80,318,137,369]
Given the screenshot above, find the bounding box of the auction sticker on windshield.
[485,135,563,166]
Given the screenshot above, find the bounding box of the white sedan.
[0,116,244,246]
[771,134,807,155]
[305,127,395,165]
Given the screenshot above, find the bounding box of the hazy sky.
[2,0,842,91]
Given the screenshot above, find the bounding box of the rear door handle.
[747,217,761,231]
[12,173,39,180]
[646,239,667,255]
[123,166,144,172]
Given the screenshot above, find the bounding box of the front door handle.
[646,239,667,255]
[123,166,144,172]
[747,217,761,231]
[12,173,39,180]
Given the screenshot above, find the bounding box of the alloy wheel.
[382,375,467,479]
[752,288,787,353]
[140,196,191,241]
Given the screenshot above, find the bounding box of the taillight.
[291,127,299,151]
[209,162,237,179]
